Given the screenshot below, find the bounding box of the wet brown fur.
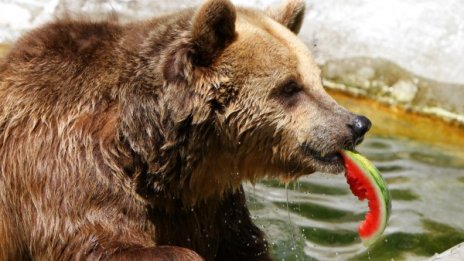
[0,0,360,260]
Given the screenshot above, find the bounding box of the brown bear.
[0,0,371,260]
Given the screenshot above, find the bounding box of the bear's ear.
[267,0,306,34]
[190,0,237,66]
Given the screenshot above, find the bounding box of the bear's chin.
[296,143,347,175]
[313,158,345,175]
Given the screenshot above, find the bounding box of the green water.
[246,136,464,261]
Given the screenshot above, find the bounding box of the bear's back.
[0,19,125,116]
[0,19,147,261]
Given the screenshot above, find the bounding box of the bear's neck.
[117,119,239,208]
[115,10,246,208]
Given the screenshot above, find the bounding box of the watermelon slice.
[341,150,391,245]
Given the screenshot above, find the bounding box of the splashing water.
[285,182,298,257]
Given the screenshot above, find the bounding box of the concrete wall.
[1,0,463,122]
[1,0,463,84]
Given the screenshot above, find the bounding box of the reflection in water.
[246,136,464,260]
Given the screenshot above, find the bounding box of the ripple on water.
[389,189,419,201]
[300,227,360,246]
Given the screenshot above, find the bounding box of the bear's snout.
[348,115,372,145]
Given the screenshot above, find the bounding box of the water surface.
[247,136,464,260]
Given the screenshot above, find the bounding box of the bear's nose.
[348,115,372,145]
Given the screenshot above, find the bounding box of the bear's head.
[124,0,371,202]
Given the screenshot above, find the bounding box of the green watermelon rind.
[342,150,392,245]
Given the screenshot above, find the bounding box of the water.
[246,136,464,260]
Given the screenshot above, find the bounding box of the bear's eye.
[280,82,302,97]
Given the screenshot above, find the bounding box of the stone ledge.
[429,242,464,261]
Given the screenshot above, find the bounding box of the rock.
[390,80,418,103]
[429,242,464,261]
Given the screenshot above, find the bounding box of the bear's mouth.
[302,146,343,163]
[300,143,345,173]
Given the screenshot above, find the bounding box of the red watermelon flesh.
[341,150,391,245]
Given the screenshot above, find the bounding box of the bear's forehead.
[231,9,322,89]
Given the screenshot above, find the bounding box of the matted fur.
[0,0,366,260]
